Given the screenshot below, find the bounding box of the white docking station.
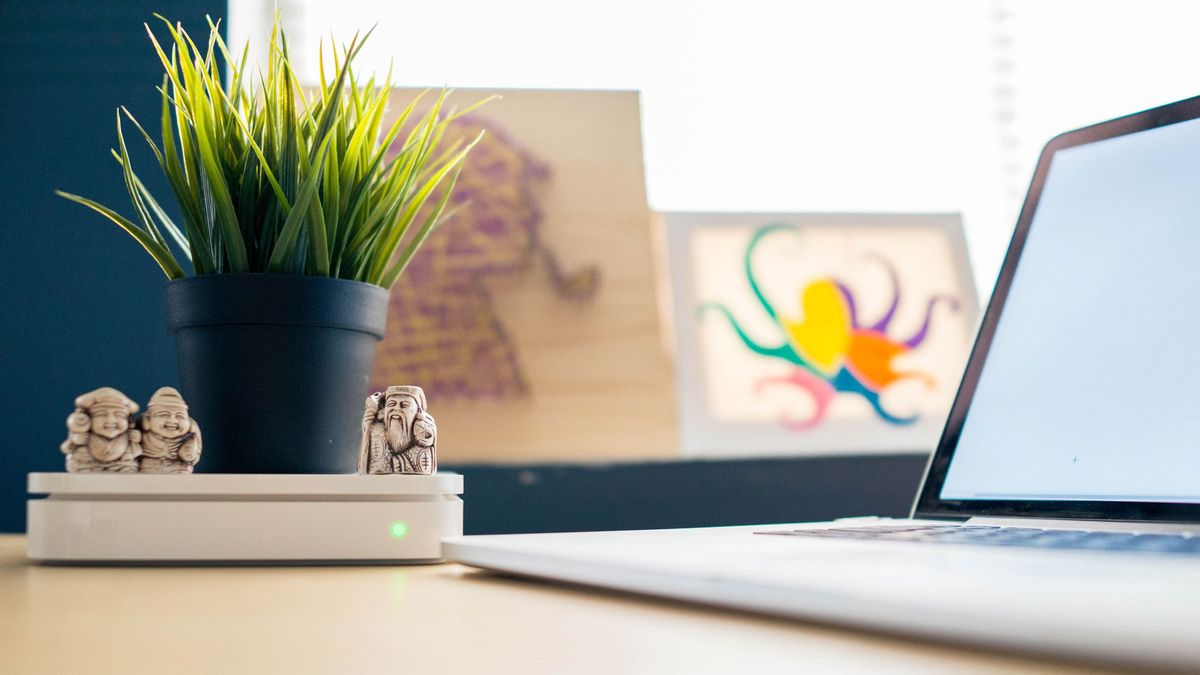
[27,472,463,564]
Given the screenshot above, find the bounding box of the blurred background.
[3,0,1199,534]
[232,0,1200,287]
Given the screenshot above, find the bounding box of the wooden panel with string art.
[372,89,676,462]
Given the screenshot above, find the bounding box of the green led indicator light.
[390,521,409,539]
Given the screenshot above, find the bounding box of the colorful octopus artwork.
[700,223,959,430]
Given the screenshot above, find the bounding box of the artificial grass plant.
[57,15,486,288]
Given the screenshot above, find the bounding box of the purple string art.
[371,115,600,401]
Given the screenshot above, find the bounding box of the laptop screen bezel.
[914,94,1200,523]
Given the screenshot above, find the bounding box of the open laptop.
[445,96,1200,669]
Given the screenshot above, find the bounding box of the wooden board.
[372,89,676,462]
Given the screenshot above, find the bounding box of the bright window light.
[229,0,1200,288]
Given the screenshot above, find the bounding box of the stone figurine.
[138,387,202,474]
[358,385,438,475]
[60,387,142,473]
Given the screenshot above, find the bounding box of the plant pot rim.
[165,273,390,337]
[166,272,386,291]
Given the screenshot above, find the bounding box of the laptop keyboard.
[756,524,1200,555]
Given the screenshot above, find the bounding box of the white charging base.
[27,472,463,565]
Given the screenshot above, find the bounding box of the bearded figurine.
[358,385,438,475]
[138,387,202,474]
[60,387,142,473]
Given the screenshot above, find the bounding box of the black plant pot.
[165,274,389,473]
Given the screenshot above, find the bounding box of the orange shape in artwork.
[846,331,933,392]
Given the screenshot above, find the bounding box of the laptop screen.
[938,113,1200,505]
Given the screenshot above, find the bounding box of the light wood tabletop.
[0,535,1118,674]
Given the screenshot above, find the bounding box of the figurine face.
[90,406,130,440]
[148,407,189,439]
[383,393,420,450]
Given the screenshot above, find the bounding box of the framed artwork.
[666,212,979,457]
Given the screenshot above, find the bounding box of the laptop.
[445,96,1200,669]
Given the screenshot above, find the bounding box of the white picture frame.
[666,212,980,458]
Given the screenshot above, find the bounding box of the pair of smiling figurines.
[61,386,202,474]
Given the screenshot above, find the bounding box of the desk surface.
[0,535,1111,674]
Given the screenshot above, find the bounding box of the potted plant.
[56,16,485,473]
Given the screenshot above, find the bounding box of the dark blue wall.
[450,455,926,535]
[0,1,224,532]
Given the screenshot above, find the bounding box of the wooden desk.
[0,536,1110,674]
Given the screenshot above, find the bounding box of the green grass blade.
[192,107,249,271]
[131,172,191,263]
[378,164,463,288]
[109,149,192,264]
[56,191,186,279]
[370,132,481,280]
[113,113,164,248]
[266,133,333,271]
[445,94,501,122]
[210,75,291,211]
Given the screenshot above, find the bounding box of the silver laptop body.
[446,97,1200,670]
